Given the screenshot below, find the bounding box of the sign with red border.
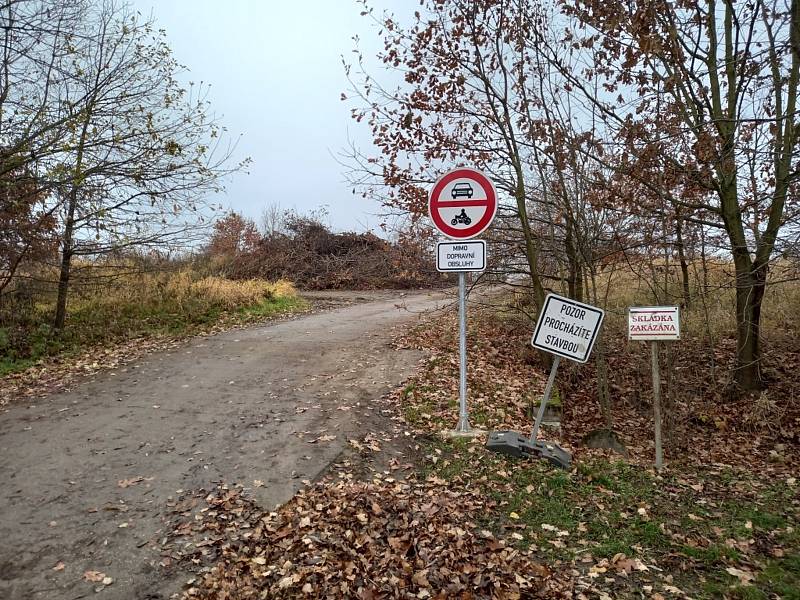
[627,306,680,341]
[428,168,497,239]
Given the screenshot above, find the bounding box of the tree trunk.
[54,193,77,330]
[595,334,612,430]
[54,104,92,331]
[674,214,691,309]
[663,340,676,444]
[588,268,611,428]
[733,264,766,390]
[700,226,709,295]
[512,173,546,312]
[564,216,583,302]
[52,38,102,327]
[719,146,765,390]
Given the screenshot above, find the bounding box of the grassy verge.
[0,272,307,376]
[422,437,799,599]
[389,282,800,598]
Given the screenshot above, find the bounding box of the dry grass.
[589,258,800,342]
[0,264,305,374]
[84,270,297,314]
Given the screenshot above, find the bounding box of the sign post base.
[456,413,470,433]
[486,430,572,469]
[487,292,604,470]
[443,427,487,439]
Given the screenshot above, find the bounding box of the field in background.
[500,258,800,436]
[503,258,800,398]
[0,263,305,376]
[584,258,800,340]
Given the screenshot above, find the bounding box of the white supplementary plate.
[436,240,486,272]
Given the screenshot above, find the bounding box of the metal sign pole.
[651,340,663,469]
[530,355,561,442]
[456,272,470,432]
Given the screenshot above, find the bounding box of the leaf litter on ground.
[159,295,799,599]
[171,481,570,599]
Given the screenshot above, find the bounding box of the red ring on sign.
[428,168,497,239]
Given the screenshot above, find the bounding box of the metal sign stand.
[427,167,497,437]
[487,353,571,469]
[435,241,487,436]
[455,272,470,432]
[487,293,606,469]
[530,356,560,442]
[651,340,663,470]
[526,355,572,467]
[627,306,678,470]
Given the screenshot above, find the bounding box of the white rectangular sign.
[436,240,486,272]
[628,306,680,341]
[531,293,605,363]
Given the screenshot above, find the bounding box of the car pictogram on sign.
[451,182,474,199]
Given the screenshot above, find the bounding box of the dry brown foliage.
[174,481,570,599]
[208,212,447,290]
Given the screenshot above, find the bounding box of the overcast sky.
[130,0,402,233]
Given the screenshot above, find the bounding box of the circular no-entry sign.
[428,168,497,239]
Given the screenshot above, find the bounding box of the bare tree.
[553,0,800,390]
[49,0,245,329]
[344,0,558,311]
[0,0,88,281]
[260,201,285,236]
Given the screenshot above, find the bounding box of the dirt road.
[0,290,447,600]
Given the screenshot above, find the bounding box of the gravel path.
[0,290,447,600]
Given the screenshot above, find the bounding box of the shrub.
[204,210,447,290]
